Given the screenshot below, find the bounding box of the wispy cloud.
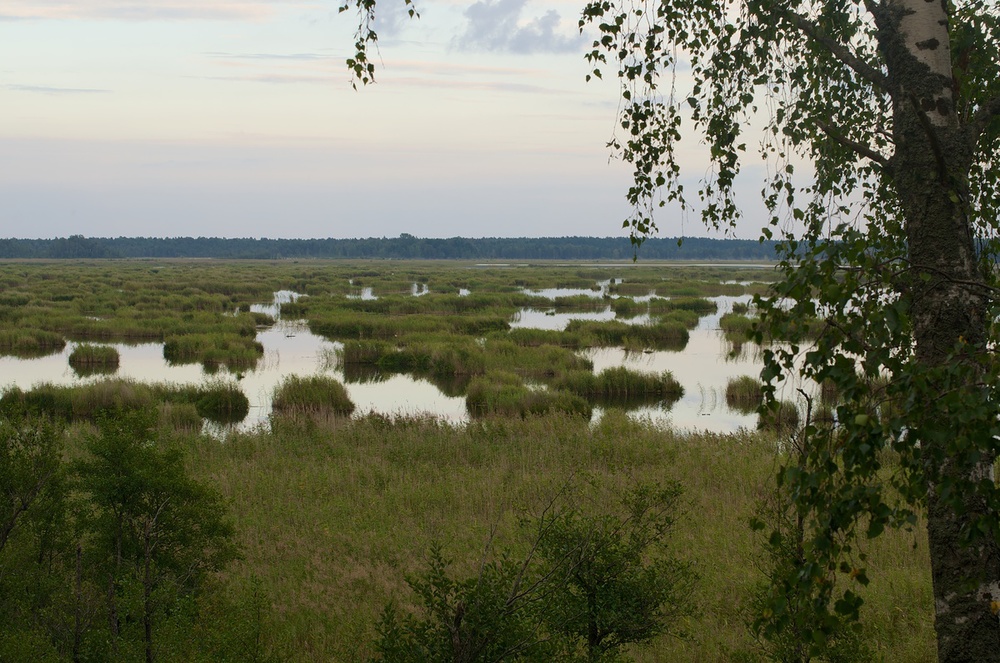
[3,83,111,94]
[0,1,316,21]
[454,0,584,54]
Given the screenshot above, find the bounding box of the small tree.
[373,481,695,662]
[75,408,237,663]
[537,483,695,661]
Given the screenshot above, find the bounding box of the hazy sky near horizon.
[0,0,768,240]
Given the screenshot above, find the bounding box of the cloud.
[454,0,584,54]
[0,1,314,21]
[3,83,111,94]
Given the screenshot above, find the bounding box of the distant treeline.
[0,234,779,261]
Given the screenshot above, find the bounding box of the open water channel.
[0,286,785,434]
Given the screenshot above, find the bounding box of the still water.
[0,290,781,434]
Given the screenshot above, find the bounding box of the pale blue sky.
[0,0,765,239]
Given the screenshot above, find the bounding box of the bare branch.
[814,119,891,168]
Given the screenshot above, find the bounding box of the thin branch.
[814,118,891,168]
[774,7,891,93]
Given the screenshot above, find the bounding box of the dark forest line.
[0,234,778,261]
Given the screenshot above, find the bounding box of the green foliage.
[572,0,1000,654]
[0,417,63,555]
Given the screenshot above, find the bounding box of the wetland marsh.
[0,260,784,432]
[0,259,936,661]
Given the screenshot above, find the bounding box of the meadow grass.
[173,413,934,662]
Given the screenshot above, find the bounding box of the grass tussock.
[0,378,249,425]
[0,328,66,358]
[565,319,689,351]
[758,400,801,433]
[163,333,264,371]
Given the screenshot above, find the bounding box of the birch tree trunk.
[884,1,1000,659]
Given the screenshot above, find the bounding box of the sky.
[0,0,769,240]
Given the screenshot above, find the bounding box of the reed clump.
[465,373,591,419]
[163,333,264,371]
[551,367,683,408]
[68,344,120,376]
[0,328,66,357]
[758,400,800,433]
[566,319,689,351]
[725,375,764,414]
[272,375,355,417]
